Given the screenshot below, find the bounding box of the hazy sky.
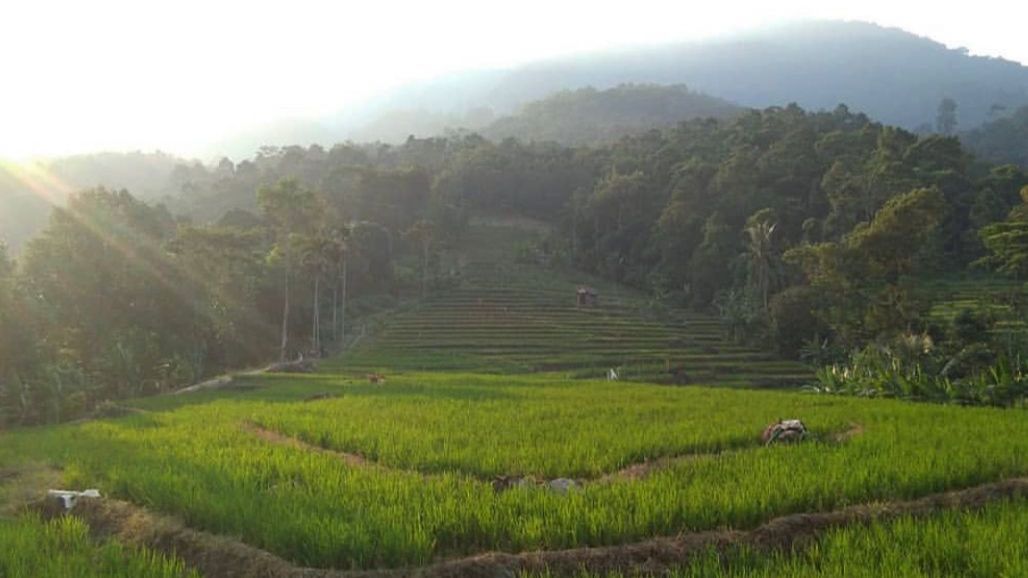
[2,0,1026,158]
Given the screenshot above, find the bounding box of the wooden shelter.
[576,286,599,307]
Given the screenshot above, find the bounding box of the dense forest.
[3,102,1028,425]
[481,84,741,145]
[963,104,1028,167]
[7,84,1028,253]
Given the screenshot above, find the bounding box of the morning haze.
[1,3,1027,577]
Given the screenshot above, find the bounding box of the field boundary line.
[245,421,372,469]
[245,422,866,486]
[50,477,1028,578]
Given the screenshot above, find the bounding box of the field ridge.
[54,477,1028,578]
[245,421,866,486]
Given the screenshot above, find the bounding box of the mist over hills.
[6,20,1028,253]
[348,20,1028,143]
[0,152,184,252]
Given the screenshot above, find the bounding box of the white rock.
[548,478,578,493]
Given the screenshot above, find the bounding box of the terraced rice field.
[348,224,810,386]
[923,277,1028,344]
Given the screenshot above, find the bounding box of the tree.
[403,220,436,299]
[743,209,779,311]
[298,234,340,355]
[167,225,269,368]
[349,222,394,293]
[978,186,1028,278]
[0,243,40,425]
[257,179,324,360]
[845,187,947,281]
[769,286,827,358]
[323,226,351,343]
[936,98,958,135]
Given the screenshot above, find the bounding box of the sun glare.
[1,1,1025,159]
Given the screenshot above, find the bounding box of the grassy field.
[1,371,1026,570]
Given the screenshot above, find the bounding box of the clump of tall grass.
[0,514,198,578]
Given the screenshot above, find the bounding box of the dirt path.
[245,422,371,469]
[58,477,1028,578]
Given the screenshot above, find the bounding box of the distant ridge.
[351,20,1028,142]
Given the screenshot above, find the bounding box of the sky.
[2,0,1026,159]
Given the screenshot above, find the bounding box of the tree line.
[4,102,1028,424]
[0,163,460,425]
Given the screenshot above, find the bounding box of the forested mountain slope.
[962,104,1028,167]
[362,21,1028,141]
[481,84,741,145]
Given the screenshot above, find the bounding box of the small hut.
[576,286,599,307]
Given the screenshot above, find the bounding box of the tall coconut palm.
[745,220,777,311]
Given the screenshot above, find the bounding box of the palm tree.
[745,220,777,311]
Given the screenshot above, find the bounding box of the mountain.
[353,20,1028,142]
[481,84,742,145]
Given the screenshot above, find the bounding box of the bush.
[770,286,828,358]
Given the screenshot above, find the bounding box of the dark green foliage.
[813,345,1026,407]
[935,97,958,135]
[0,167,447,423]
[963,105,1028,168]
[769,286,827,357]
[978,187,1028,278]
